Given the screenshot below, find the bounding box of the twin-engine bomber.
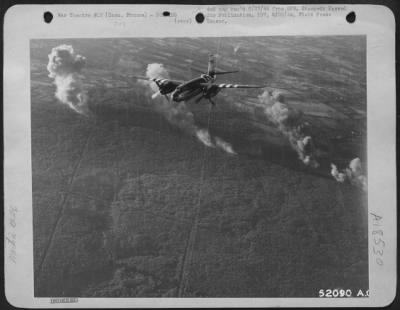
[135,54,268,106]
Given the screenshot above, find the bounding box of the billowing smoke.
[138,63,197,133]
[47,45,89,115]
[215,137,236,154]
[139,63,236,155]
[258,90,319,168]
[196,129,237,154]
[196,129,214,147]
[233,43,242,55]
[139,63,169,95]
[331,158,367,191]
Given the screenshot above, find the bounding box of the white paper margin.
[4,4,396,308]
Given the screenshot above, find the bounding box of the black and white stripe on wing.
[151,78,168,84]
[198,82,265,89]
[134,76,171,85]
[217,83,265,88]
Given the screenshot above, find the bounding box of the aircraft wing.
[200,83,265,89]
[199,83,293,90]
[133,76,183,86]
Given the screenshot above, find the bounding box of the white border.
[4,4,396,308]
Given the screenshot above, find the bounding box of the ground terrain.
[31,36,368,297]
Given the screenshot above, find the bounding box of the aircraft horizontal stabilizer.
[213,70,240,75]
[190,68,239,75]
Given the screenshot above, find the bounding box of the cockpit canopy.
[200,74,213,82]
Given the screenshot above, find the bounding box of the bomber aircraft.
[135,54,267,106]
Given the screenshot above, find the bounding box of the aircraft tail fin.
[207,54,239,78]
[207,54,217,78]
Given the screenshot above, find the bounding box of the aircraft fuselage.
[172,74,213,102]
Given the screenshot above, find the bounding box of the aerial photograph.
[31,36,368,297]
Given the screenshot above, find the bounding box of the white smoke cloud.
[139,63,236,155]
[233,43,242,55]
[196,129,215,147]
[330,164,349,182]
[258,90,319,168]
[139,63,169,94]
[331,158,367,191]
[215,137,236,155]
[47,45,89,115]
[196,129,237,155]
[138,63,197,133]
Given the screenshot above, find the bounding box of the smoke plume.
[138,63,197,133]
[139,63,169,95]
[196,129,237,154]
[47,45,89,115]
[258,90,319,168]
[139,63,236,155]
[215,137,236,154]
[331,158,367,191]
[233,43,242,55]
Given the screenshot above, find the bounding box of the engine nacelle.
[159,81,177,95]
[205,84,221,98]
